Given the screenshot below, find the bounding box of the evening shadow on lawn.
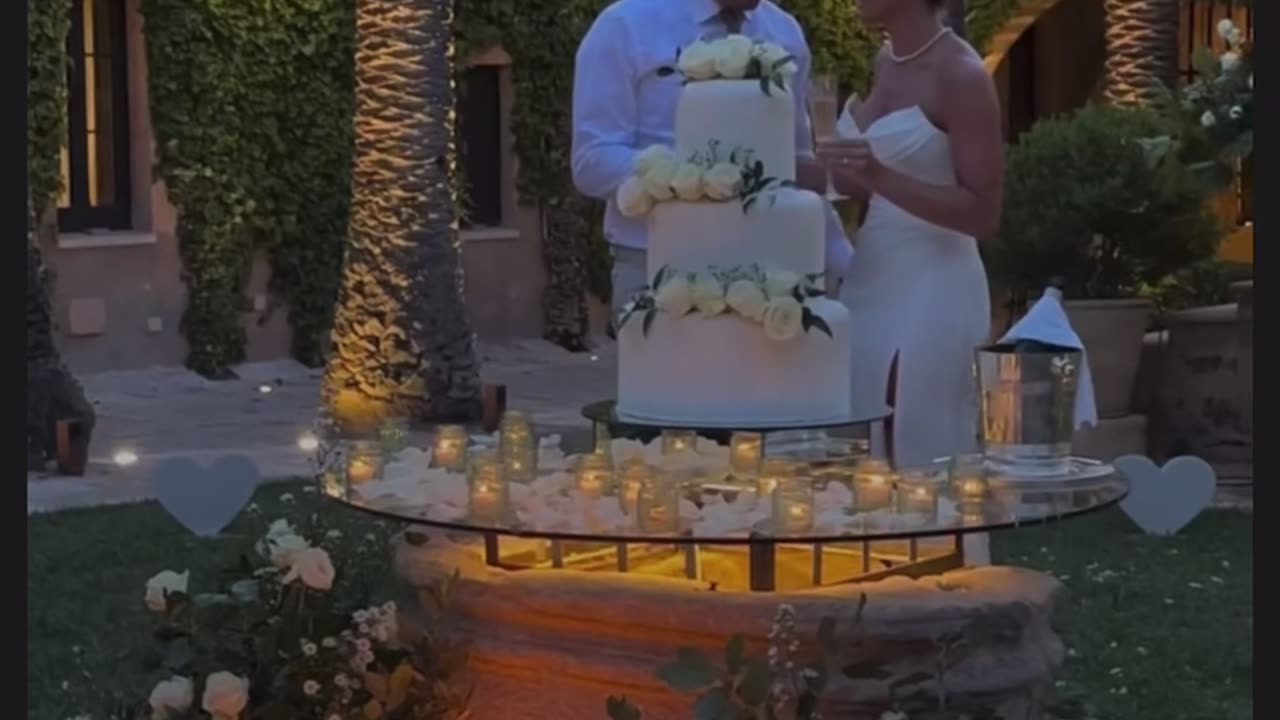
[28,483,1251,720]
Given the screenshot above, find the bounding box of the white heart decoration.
[1114,455,1216,536]
[152,454,261,537]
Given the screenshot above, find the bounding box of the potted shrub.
[989,104,1221,419]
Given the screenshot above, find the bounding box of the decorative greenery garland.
[27,0,71,223]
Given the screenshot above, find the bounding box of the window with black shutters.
[457,66,504,229]
[59,0,132,233]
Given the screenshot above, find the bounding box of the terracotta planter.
[1063,298,1154,419]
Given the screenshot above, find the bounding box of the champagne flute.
[809,76,845,201]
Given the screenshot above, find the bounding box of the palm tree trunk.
[324,0,481,426]
[1103,0,1180,107]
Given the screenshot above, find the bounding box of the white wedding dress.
[836,102,992,563]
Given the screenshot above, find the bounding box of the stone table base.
[395,533,1064,720]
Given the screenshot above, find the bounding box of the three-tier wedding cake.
[613,35,852,426]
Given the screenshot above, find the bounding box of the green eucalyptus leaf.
[606,696,644,720]
[735,657,770,707]
[693,687,733,720]
[801,307,833,338]
[724,635,746,674]
[655,647,719,691]
[642,309,657,338]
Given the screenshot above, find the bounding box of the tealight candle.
[729,432,764,477]
[853,459,895,511]
[575,453,615,498]
[757,458,795,499]
[431,424,469,472]
[771,474,814,533]
[498,411,537,483]
[661,429,696,455]
[618,458,653,515]
[378,417,410,453]
[467,450,508,523]
[345,441,383,485]
[950,453,989,517]
[896,475,939,522]
[636,477,680,533]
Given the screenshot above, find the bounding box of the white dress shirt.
[571,0,854,279]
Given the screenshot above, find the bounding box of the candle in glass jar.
[467,451,508,522]
[431,424,469,472]
[896,476,939,521]
[636,477,680,533]
[661,429,696,455]
[498,412,537,483]
[618,458,652,515]
[756,458,794,499]
[771,475,814,533]
[729,432,763,476]
[853,459,895,511]
[575,453,615,498]
[950,454,989,517]
[345,441,383,485]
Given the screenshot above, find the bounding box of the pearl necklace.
[887,27,953,63]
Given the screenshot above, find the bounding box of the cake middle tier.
[647,187,827,281]
[676,79,796,182]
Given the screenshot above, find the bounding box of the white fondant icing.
[646,187,826,280]
[617,298,852,427]
[676,80,796,182]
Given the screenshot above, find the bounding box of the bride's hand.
[817,138,885,192]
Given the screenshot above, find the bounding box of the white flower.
[763,269,801,300]
[753,41,796,76]
[144,570,189,613]
[633,145,677,177]
[677,40,719,80]
[353,609,370,623]
[725,279,768,322]
[148,676,194,717]
[760,297,804,342]
[324,529,342,540]
[322,637,338,648]
[356,637,372,652]
[653,273,693,316]
[1217,19,1236,40]
[302,641,318,656]
[1220,51,1241,72]
[690,274,727,316]
[267,532,311,569]
[201,671,249,720]
[617,176,655,217]
[284,547,336,591]
[640,157,679,201]
[382,601,397,614]
[303,680,320,696]
[703,162,743,200]
[228,579,259,604]
[1229,105,1244,120]
[1201,110,1216,127]
[333,673,350,687]
[713,34,755,79]
[670,163,705,201]
[279,493,295,503]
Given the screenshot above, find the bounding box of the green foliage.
[966,0,1028,56]
[990,104,1222,301]
[27,0,71,220]
[140,0,355,376]
[1138,258,1250,315]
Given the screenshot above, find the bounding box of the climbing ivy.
[140,0,354,376]
[968,0,1031,56]
[27,0,71,224]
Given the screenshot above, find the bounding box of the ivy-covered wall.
[140,0,355,376]
[27,0,71,224]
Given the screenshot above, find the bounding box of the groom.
[570,0,852,326]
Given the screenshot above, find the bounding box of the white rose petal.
[1201,110,1216,127]
[633,145,677,177]
[268,532,311,569]
[654,274,694,316]
[690,274,728,316]
[303,680,321,696]
[703,162,743,200]
[725,279,768,322]
[760,297,804,342]
[148,676,194,716]
[617,176,656,217]
[764,269,801,300]
[714,35,755,79]
[144,570,189,613]
[754,41,796,76]
[201,671,250,719]
[1220,51,1241,72]
[670,163,705,201]
[1229,105,1243,119]
[677,40,719,80]
[640,157,679,201]
[283,547,336,591]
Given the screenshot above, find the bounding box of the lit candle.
[498,411,537,483]
[467,450,508,522]
[771,475,814,533]
[896,473,939,522]
[431,424,469,472]
[729,432,763,477]
[378,417,410,453]
[853,459,895,511]
[593,422,613,455]
[345,441,383,485]
[575,453,615,498]
[757,458,795,499]
[661,429,696,456]
[618,458,653,515]
[950,454,989,517]
[636,476,680,533]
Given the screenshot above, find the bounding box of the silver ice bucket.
[974,344,1082,475]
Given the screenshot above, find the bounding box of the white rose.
[148,676,194,717]
[763,269,801,300]
[1229,105,1244,120]
[670,163,705,201]
[713,34,755,79]
[283,547,336,591]
[617,176,655,217]
[201,671,250,720]
[1217,19,1236,40]
[760,297,804,342]
[1220,51,1241,72]
[677,40,719,80]
[633,145,677,177]
[640,157,679,201]
[144,570,189,613]
[725,279,768,322]
[703,162,743,200]
[1201,110,1217,127]
[267,532,310,569]
[654,274,694,315]
[690,274,727,316]
[754,41,796,76]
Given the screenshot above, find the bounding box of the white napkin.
[998,288,1098,429]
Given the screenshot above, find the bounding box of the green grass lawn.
[29,484,1252,720]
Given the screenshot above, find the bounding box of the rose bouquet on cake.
[617,141,792,217]
[658,34,799,93]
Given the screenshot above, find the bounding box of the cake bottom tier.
[617,298,852,427]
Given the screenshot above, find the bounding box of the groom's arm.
[571,10,640,200]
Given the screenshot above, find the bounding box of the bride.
[799,0,1004,558]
